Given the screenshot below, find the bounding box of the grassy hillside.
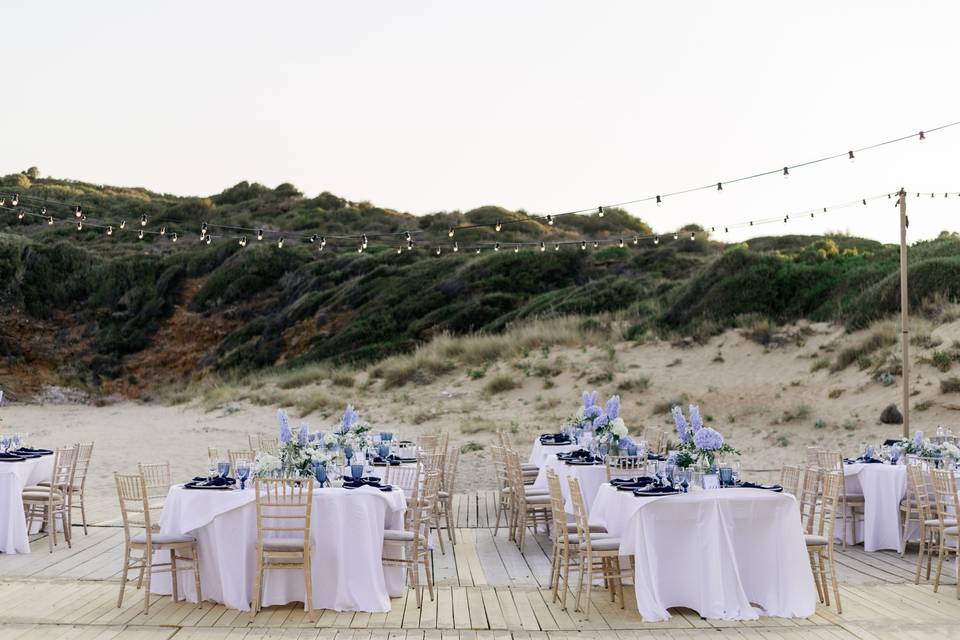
[1,169,959,398]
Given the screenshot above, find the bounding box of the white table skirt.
[532,454,607,512]
[151,484,407,612]
[601,484,815,622]
[841,463,906,552]
[0,455,55,554]
[528,439,579,468]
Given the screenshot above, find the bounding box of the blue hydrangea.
[672,405,689,443]
[689,404,703,433]
[605,395,621,420]
[278,409,292,444]
[693,427,724,451]
[593,414,609,430]
[914,430,924,451]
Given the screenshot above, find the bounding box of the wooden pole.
[899,188,910,438]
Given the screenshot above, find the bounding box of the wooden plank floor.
[2,491,960,639]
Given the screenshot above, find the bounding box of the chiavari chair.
[906,462,944,584]
[604,454,646,482]
[229,449,256,470]
[22,446,77,552]
[138,462,172,512]
[929,468,960,598]
[805,470,842,614]
[506,449,551,549]
[568,476,629,618]
[383,468,440,607]
[37,441,95,535]
[252,477,316,618]
[437,446,459,544]
[817,450,863,549]
[497,430,540,481]
[780,464,803,498]
[115,472,202,615]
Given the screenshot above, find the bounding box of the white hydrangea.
[611,417,628,437]
[254,452,281,475]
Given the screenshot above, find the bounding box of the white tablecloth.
[841,463,906,552]
[528,439,579,468]
[151,484,407,612]
[595,484,815,622]
[532,454,607,512]
[0,455,55,554]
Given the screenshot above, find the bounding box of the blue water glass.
[313,462,327,486]
[344,445,354,464]
[378,444,390,458]
[626,444,638,457]
[350,464,364,480]
[218,462,230,478]
[236,462,250,490]
[864,445,875,460]
[719,467,734,487]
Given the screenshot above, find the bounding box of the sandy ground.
[6,318,960,523]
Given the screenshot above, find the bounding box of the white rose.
[611,418,628,437]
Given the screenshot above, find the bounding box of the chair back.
[642,428,664,455]
[115,472,154,543]
[906,461,932,522]
[249,434,279,456]
[816,471,842,547]
[229,449,256,470]
[798,466,821,533]
[567,477,597,551]
[806,447,822,468]
[138,462,172,502]
[545,469,568,543]
[385,463,421,499]
[50,446,78,489]
[504,449,526,500]
[816,450,843,473]
[930,468,960,526]
[780,464,803,497]
[604,454,646,481]
[408,469,441,544]
[417,434,441,458]
[442,446,460,495]
[254,477,314,551]
[207,446,221,462]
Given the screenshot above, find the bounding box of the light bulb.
[40,207,46,215]
[206,235,212,245]
[17,211,24,220]
[618,238,624,248]
[436,247,441,255]
[74,205,82,218]
[171,233,178,242]
[495,220,502,232]
[633,236,638,245]
[597,206,604,217]
[106,226,113,236]
[580,241,586,250]
[407,239,413,251]
[454,242,459,252]
[358,245,364,254]
[138,229,144,240]
[11,194,18,206]
[396,247,402,255]
[919,130,926,141]
[362,234,368,248]
[547,214,554,225]
[653,236,660,245]
[278,237,284,249]
[120,220,126,229]
[239,236,247,247]
[140,214,147,226]
[476,247,481,255]
[540,241,545,252]
[321,236,327,247]
[689,232,695,241]
[717,182,723,191]
[77,220,83,231]
[257,229,263,241]
[310,234,317,243]
[0,197,5,205]
[656,195,662,206]
[47,216,53,225]
[448,227,455,238]
[159,226,166,236]
[783,167,789,178]
[593,241,599,249]
[554,242,560,251]
[405,231,412,241]
[863,199,867,205]
[848,150,855,162]
[494,242,500,251]
[673,232,679,240]
[514,245,519,253]
[201,222,208,238]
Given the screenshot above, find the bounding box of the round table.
[0,453,55,554]
[152,483,407,612]
[591,483,815,622]
[528,438,579,468]
[841,462,906,552]
[532,454,607,512]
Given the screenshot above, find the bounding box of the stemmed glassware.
[217,459,231,478]
[680,468,690,493]
[207,456,218,483]
[235,459,250,489]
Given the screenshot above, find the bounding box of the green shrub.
[484,373,520,395]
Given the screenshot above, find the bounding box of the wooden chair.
[115,472,202,615]
[249,434,279,456]
[437,447,459,544]
[252,477,316,618]
[929,468,960,598]
[780,464,803,498]
[491,445,512,536]
[138,462,172,511]
[797,466,823,604]
[37,441,95,535]
[207,446,221,462]
[641,428,665,455]
[817,450,864,549]
[568,476,629,618]
[417,434,441,458]
[228,449,256,470]
[805,447,822,467]
[22,446,77,553]
[806,470,842,614]
[497,431,540,479]
[907,463,946,584]
[383,468,440,608]
[604,454,646,482]
[506,449,551,549]
[385,463,421,500]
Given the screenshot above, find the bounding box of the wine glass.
[344,445,354,465]
[236,459,250,489]
[680,468,690,493]
[217,460,231,478]
[207,456,218,483]
[731,461,742,485]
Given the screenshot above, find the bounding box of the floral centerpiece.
[333,404,373,452]
[564,391,629,454]
[271,409,331,476]
[897,430,960,462]
[671,404,738,468]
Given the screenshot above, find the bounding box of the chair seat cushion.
[131,532,196,546]
[925,518,957,527]
[262,538,306,552]
[383,529,416,542]
[561,533,614,544]
[579,537,621,552]
[565,523,607,534]
[521,463,539,471]
[36,481,81,492]
[805,534,829,546]
[22,486,64,496]
[21,490,64,503]
[945,526,959,536]
[525,494,551,505]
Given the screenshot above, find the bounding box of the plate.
[183,482,234,490]
[566,460,600,466]
[633,488,680,496]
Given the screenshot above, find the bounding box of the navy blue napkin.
[191,476,236,486]
[736,482,784,492]
[634,486,680,496]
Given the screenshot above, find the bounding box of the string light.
[689,232,696,241]
[397,247,402,255]
[17,210,24,220]
[919,131,926,140]
[138,229,144,240]
[554,242,560,251]
[140,214,147,227]
[120,220,126,230]
[257,229,263,241]
[159,226,166,236]
[278,237,284,249]
[597,206,604,217]
[656,195,662,206]
[654,236,660,245]
[633,236,639,245]
[201,222,208,238]
[514,244,520,253]
[546,214,553,225]
[362,234,368,249]
[717,182,723,191]
[205,235,212,245]
[40,207,46,215]
[10,194,17,206]
[476,247,481,255]
[494,242,500,251]
[783,167,789,178]
[593,240,599,249]
[321,236,327,248]
[580,241,586,250]
[673,232,679,240]
[76,220,82,231]
[0,197,5,206]
[448,227,455,238]
[106,226,113,236]
[47,216,53,225]
[405,231,412,242]
[495,220,502,233]
[848,150,855,161]
[239,236,247,247]
[454,242,459,252]
[171,232,178,243]
[540,241,545,252]
[618,238,624,248]
[74,205,82,218]
[436,247,441,255]
[407,238,413,251]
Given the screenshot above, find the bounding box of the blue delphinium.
[298,423,309,445]
[583,390,598,409]
[672,405,689,444]
[693,427,724,451]
[605,395,621,420]
[689,404,703,434]
[341,404,359,434]
[913,430,924,451]
[278,409,292,444]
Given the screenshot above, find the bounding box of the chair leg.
[900,504,912,556]
[192,546,203,607]
[808,550,824,603]
[252,553,264,614]
[117,547,131,608]
[934,536,947,593]
[144,550,153,615]
[170,550,179,603]
[304,551,314,619]
[424,546,435,602]
[828,551,842,614]
[79,494,88,536]
[493,500,503,536]
[573,554,586,613]
[583,556,594,619]
[47,503,55,553]
[915,524,927,584]
[818,552,830,607]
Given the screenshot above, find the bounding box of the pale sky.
[3,0,959,244]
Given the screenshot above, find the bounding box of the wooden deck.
[2,491,959,639]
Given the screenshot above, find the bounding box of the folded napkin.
[540,433,571,444]
[557,449,593,461]
[371,456,402,466]
[610,476,655,486]
[845,457,883,465]
[634,486,680,496]
[647,454,666,462]
[13,447,53,456]
[736,482,784,492]
[565,458,601,465]
[191,476,236,486]
[0,452,25,462]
